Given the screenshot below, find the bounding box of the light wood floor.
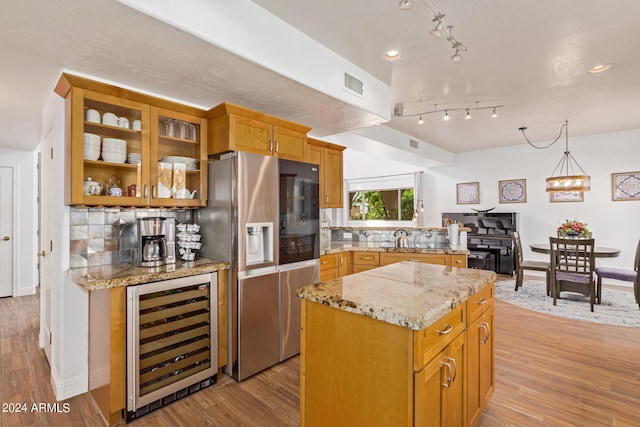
[2,278,640,427]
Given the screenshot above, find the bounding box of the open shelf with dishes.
[57,74,208,207]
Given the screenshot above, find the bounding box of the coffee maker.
[137,217,168,267]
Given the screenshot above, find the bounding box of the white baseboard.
[50,364,88,401]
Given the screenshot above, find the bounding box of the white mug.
[102,112,118,126]
[132,120,142,131]
[118,117,130,129]
[85,109,100,123]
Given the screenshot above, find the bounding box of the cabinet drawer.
[450,254,467,268]
[353,252,380,266]
[467,283,494,325]
[413,303,466,371]
[320,268,339,282]
[319,254,339,271]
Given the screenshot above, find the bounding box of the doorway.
[39,129,54,361]
[0,166,14,297]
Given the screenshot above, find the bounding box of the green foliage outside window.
[349,188,414,221]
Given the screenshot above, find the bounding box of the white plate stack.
[84,133,101,160]
[176,223,201,262]
[102,138,127,163]
[127,153,141,164]
[160,156,198,170]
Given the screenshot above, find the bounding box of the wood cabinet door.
[467,306,494,427]
[274,126,306,161]
[415,332,466,427]
[231,115,273,156]
[338,252,352,277]
[323,148,343,208]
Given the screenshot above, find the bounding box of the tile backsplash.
[69,207,193,268]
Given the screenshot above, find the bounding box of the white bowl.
[102,153,126,163]
[84,141,101,148]
[102,113,118,126]
[84,148,100,155]
[102,147,127,154]
[83,150,100,161]
[102,138,127,147]
[84,133,101,144]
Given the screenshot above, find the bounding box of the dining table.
[529,243,621,258]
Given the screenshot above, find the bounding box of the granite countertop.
[68,258,230,291]
[297,261,496,330]
[323,241,469,255]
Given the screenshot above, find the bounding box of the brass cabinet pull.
[144,184,149,199]
[269,140,273,152]
[2,236,10,241]
[455,259,462,264]
[481,322,490,344]
[442,361,453,388]
[436,323,453,335]
[325,195,329,204]
[339,256,343,266]
[152,185,157,199]
[447,356,458,383]
[37,250,46,258]
[362,256,373,260]
[275,140,278,153]
[321,261,329,265]
[476,297,488,305]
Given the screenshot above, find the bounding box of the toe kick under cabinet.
[55,73,208,208]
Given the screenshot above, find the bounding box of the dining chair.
[512,231,550,295]
[594,238,640,309]
[549,236,596,311]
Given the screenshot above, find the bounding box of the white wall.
[0,147,38,296]
[340,128,640,273]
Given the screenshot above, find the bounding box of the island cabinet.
[466,284,495,426]
[207,102,310,161]
[55,73,208,208]
[306,138,345,208]
[380,252,468,268]
[338,251,352,277]
[299,262,495,427]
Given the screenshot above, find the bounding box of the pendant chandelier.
[519,121,591,193]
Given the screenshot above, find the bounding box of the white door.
[39,130,54,361]
[0,166,14,297]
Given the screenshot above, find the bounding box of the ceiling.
[1,0,640,156]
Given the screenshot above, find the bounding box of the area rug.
[495,280,640,328]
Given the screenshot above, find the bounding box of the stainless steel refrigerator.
[198,151,319,381]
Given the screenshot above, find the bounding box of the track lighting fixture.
[430,14,445,38]
[399,0,468,63]
[519,121,590,192]
[394,102,502,122]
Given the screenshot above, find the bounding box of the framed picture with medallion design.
[612,171,640,201]
[498,179,527,203]
[456,182,480,204]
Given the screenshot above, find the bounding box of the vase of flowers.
[557,219,592,238]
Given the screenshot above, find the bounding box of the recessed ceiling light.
[588,64,612,74]
[383,50,402,61]
[398,0,413,10]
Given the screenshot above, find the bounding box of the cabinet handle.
[339,256,343,266]
[476,297,488,305]
[447,356,458,384]
[455,259,462,264]
[2,236,10,241]
[269,140,273,152]
[436,323,453,335]
[152,185,157,199]
[143,184,149,199]
[321,261,329,265]
[362,256,373,261]
[325,195,329,204]
[481,322,490,344]
[442,361,453,388]
[274,140,278,153]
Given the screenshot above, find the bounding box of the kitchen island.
[297,261,496,427]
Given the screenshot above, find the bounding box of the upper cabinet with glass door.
[55,73,208,208]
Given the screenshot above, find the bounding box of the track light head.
[442,110,450,121]
[464,109,472,120]
[492,108,498,118]
[418,115,424,125]
[451,49,463,63]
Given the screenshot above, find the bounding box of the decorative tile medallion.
[499,179,526,203]
[456,182,480,204]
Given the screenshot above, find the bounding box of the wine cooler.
[126,273,218,421]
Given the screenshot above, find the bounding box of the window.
[349,188,414,221]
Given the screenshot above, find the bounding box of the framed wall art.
[612,171,640,201]
[499,179,527,203]
[550,191,584,203]
[456,182,479,204]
